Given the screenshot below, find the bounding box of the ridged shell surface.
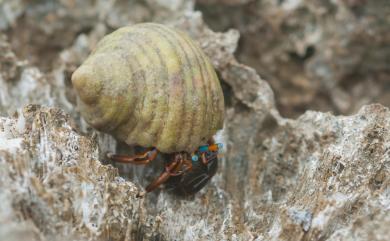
[72,23,224,153]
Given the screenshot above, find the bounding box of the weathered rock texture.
[0,0,389,240]
[197,0,390,117]
[0,105,142,241]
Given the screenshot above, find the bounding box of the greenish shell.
[72,23,224,153]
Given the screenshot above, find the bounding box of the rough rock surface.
[197,0,390,117]
[0,106,143,241]
[0,0,389,240]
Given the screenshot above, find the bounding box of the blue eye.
[192,155,199,162]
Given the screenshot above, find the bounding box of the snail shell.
[72,23,224,153]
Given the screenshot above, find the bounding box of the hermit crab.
[72,23,224,195]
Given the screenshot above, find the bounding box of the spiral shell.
[72,23,224,153]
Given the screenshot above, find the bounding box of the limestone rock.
[0,105,141,241]
[198,0,390,117]
[0,0,389,240]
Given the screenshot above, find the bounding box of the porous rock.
[198,0,390,117]
[0,0,389,240]
[0,105,140,241]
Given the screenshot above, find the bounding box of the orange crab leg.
[107,148,158,165]
[145,155,182,192]
[145,154,193,192]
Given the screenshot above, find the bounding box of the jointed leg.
[107,148,158,165]
[200,148,218,165]
[145,155,182,192]
[182,159,193,172]
[200,152,207,165]
[169,158,192,176]
[145,154,193,193]
[196,138,220,165]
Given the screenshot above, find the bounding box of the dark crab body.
[107,140,222,195]
[72,23,224,195]
[165,149,218,196]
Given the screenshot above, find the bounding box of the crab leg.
[145,157,182,192]
[107,148,158,165]
[145,154,193,192]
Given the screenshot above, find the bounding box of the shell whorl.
[72,23,224,153]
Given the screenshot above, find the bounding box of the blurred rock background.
[0,0,389,240]
[197,0,390,117]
